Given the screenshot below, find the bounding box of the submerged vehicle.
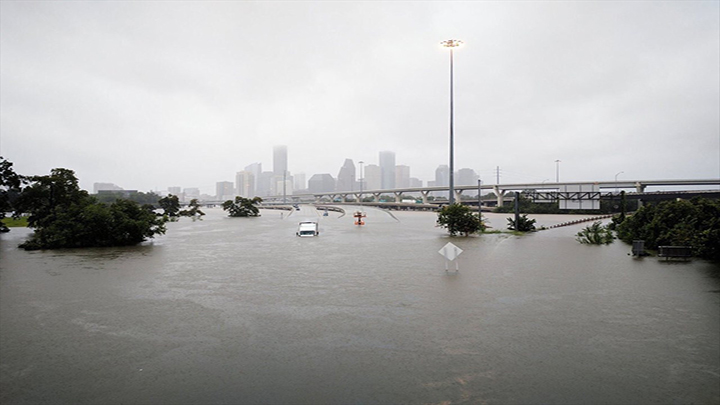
[296,221,319,237]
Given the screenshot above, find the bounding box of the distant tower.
[379,151,395,189]
[336,159,356,192]
[395,165,410,188]
[364,164,382,190]
[236,171,254,197]
[435,165,449,186]
[244,163,261,196]
[273,145,288,176]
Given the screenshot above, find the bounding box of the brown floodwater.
[1,207,719,404]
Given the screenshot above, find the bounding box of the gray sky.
[1,1,719,195]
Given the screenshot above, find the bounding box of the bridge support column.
[635,182,646,193]
[354,193,363,203]
[341,194,349,203]
[373,193,382,202]
[314,195,322,203]
[420,190,430,204]
[493,186,506,207]
[394,191,403,202]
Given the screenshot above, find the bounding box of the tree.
[179,198,205,220]
[436,203,485,236]
[222,196,262,217]
[507,214,536,232]
[1,157,24,232]
[576,221,615,245]
[158,194,181,220]
[14,168,166,250]
[616,197,720,261]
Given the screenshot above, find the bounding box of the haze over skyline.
[1,1,718,195]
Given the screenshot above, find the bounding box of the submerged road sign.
[439,242,463,271]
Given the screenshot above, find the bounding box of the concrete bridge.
[265,179,720,207]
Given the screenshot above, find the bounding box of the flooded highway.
[1,206,719,404]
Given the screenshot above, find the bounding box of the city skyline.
[2,2,718,195]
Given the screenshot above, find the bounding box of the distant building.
[236,171,254,197]
[293,173,306,191]
[435,165,449,187]
[183,188,200,202]
[364,164,381,190]
[395,165,410,188]
[456,168,479,186]
[93,182,122,193]
[216,181,235,201]
[336,159,356,192]
[168,186,181,196]
[256,171,274,197]
[273,145,287,176]
[409,177,423,188]
[379,151,395,189]
[244,163,261,196]
[308,173,336,193]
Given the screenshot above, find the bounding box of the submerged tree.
[179,198,205,220]
[222,196,262,217]
[437,203,485,236]
[576,221,615,245]
[158,194,181,220]
[0,157,24,232]
[14,168,166,250]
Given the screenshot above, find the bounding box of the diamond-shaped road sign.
[438,242,463,261]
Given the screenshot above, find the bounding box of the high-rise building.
[395,165,410,188]
[336,159,356,192]
[379,151,395,189]
[244,163,261,196]
[435,165,449,186]
[456,168,479,186]
[409,177,423,188]
[236,171,254,197]
[183,188,200,202]
[364,164,382,190]
[293,173,306,191]
[273,145,288,176]
[168,186,181,196]
[308,174,336,193]
[256,171,274,197]
[216,181,235,200]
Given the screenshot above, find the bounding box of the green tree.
[576,221,615,245]
[14,168,166,250]
[616,197,720,261]
[179,198,205,220]
[1,157,24,232]
[436,203,485,236]
[222,196,262,217]
[158,194,181,219]
[507,214,536,232]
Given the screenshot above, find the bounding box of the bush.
[507,214,536,232]
[576,221,614,245]
[436,204,485,236]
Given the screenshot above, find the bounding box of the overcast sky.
[1,1,718,194]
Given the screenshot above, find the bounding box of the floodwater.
[1,207,718,405]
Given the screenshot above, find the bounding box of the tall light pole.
[358,160,364,202]
[615,171,624,194]
[555,160,561,183]
[442,39,462,205]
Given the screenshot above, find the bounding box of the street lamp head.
[441,39,463,49]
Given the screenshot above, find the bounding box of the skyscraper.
[435,165,449,186]
[244,163,261,196]
[379,151,395,189]
[273,145,287,176]
[395,165,410,188]
[216,181,235,200]
[364,164,381,190]
[336,159,356,192]
[236,171,254,197]
[456,168,479,186]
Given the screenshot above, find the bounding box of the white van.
[296,221,319,237]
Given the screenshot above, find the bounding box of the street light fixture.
[615,171,624,194]
[442,39,463,205]
[555,160,561,183]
